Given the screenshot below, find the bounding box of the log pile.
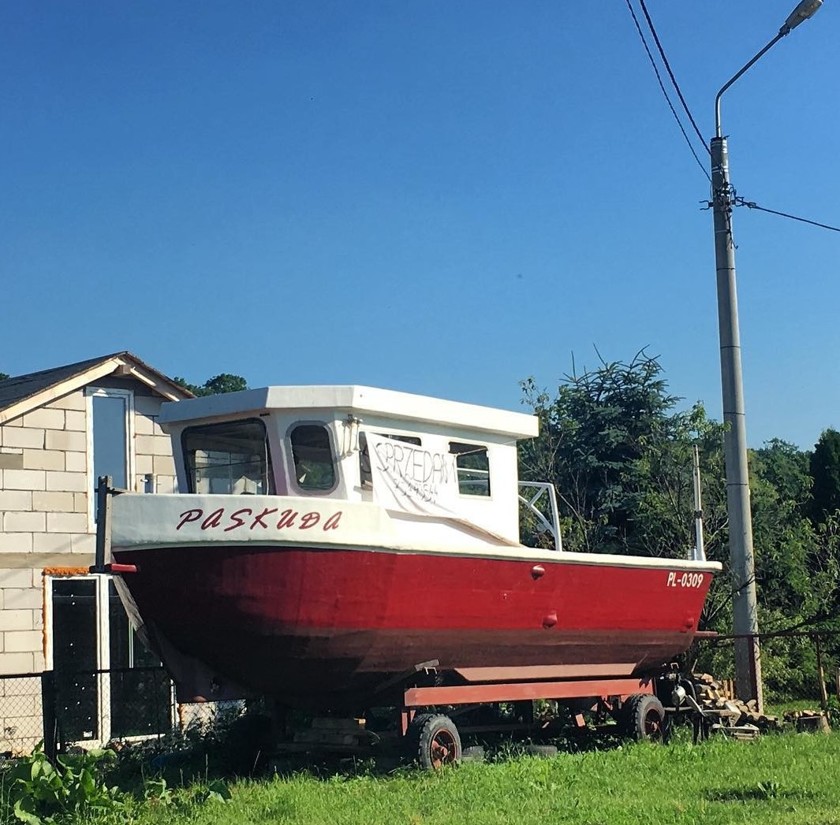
[692,673,782,733]
[784,709,832,734]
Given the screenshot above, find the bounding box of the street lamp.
[711,0,822,709]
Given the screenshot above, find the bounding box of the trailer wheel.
[625,694,666,742]
[409,713,462,769]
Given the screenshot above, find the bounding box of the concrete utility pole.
[711,0,823,710]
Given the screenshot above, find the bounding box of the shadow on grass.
[706,785,814,803]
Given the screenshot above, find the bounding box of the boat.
[107,385,720,710]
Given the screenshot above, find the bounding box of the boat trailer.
[271,661,711,770]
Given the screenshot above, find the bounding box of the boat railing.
[518,481,562,552]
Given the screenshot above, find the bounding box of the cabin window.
[290,424,336,491]
[182,418,274,495]
[449,442,491,496]
[358,432,421,487]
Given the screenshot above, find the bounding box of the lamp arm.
[714,31,785,138]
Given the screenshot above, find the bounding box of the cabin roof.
[159,385,539,439]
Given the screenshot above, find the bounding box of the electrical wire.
[623,0,711,182]
[637,0,708,153]
[625,2,838,236]
[735,197,840,233]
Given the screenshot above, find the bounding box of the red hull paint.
[114,544,712,708]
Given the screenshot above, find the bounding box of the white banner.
[366,433,459,517]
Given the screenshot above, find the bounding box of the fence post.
[41,670,58,762]
[813,634,829,712]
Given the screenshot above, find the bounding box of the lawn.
[135,730,840,825]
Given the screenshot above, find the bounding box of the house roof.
[0,351,193,425]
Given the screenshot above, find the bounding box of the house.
[0,352,192,750]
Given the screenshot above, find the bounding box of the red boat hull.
[114,544,713,709]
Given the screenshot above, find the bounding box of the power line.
[623,0,710,182]
[625,2,838,236]
[637,0,708,153]
[734,196,840,233]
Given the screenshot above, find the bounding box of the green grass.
[133,730,840,825]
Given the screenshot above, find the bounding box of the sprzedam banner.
[366,433,459,517]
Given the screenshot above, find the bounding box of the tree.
[809,428,840,522]
[521,351,839,698]
[0,372,9,381]
[173,373,248,397]
[519,350,727,560]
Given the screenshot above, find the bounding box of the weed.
[0,744,128,824]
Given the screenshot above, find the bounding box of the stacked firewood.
[692,673,782,732]
[784,708,832,734]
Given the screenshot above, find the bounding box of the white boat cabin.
[158,385,546,548]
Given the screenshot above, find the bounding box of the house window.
[182,418,275,495]
[449,442,491,496]
[47,576,171,744]
[87,388,134,524]
[290,424,336,491]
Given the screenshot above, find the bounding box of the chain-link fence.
[0,673,44,756]
[695,628,840,706]
[0,667,241,758]
[42,666,174,754]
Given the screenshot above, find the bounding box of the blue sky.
[1,1,837,450]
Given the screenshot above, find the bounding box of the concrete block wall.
[0,672,43,755]
[0,385,179,676]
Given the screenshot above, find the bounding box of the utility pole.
[710,0,823,710]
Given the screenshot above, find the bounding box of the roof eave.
[0,353,193,425]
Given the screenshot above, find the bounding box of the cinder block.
[3,590,41,611]
[21,409,64,430]
[153,455,176,475]
[0,534,33,553]
[3,512,45,533]
[32,534,71,554]
[135,454,153,475]
[0,491,32,512]
[45,430,86,453]
[73,493,87,513]
[0,652,35,675]
[0,453,24,470]
[1,428,46,450]
[46,512,88,533]
[134,415,154,436]
[71,534,95,555]
[134,434,172,457]
[0,610,35,632]
[2,469,46,491]
[3,630,41,653]
[45,471,87,493]
[50,392,86,412]
[150,419,168,437]
[0,570,33,589]
[135,435,158,456]
[155,475,178,494]
[64,410,86,431]
[133,397,165,416]
[23,449,64,472]
[64,451,87,473]
[32,491,74,513]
